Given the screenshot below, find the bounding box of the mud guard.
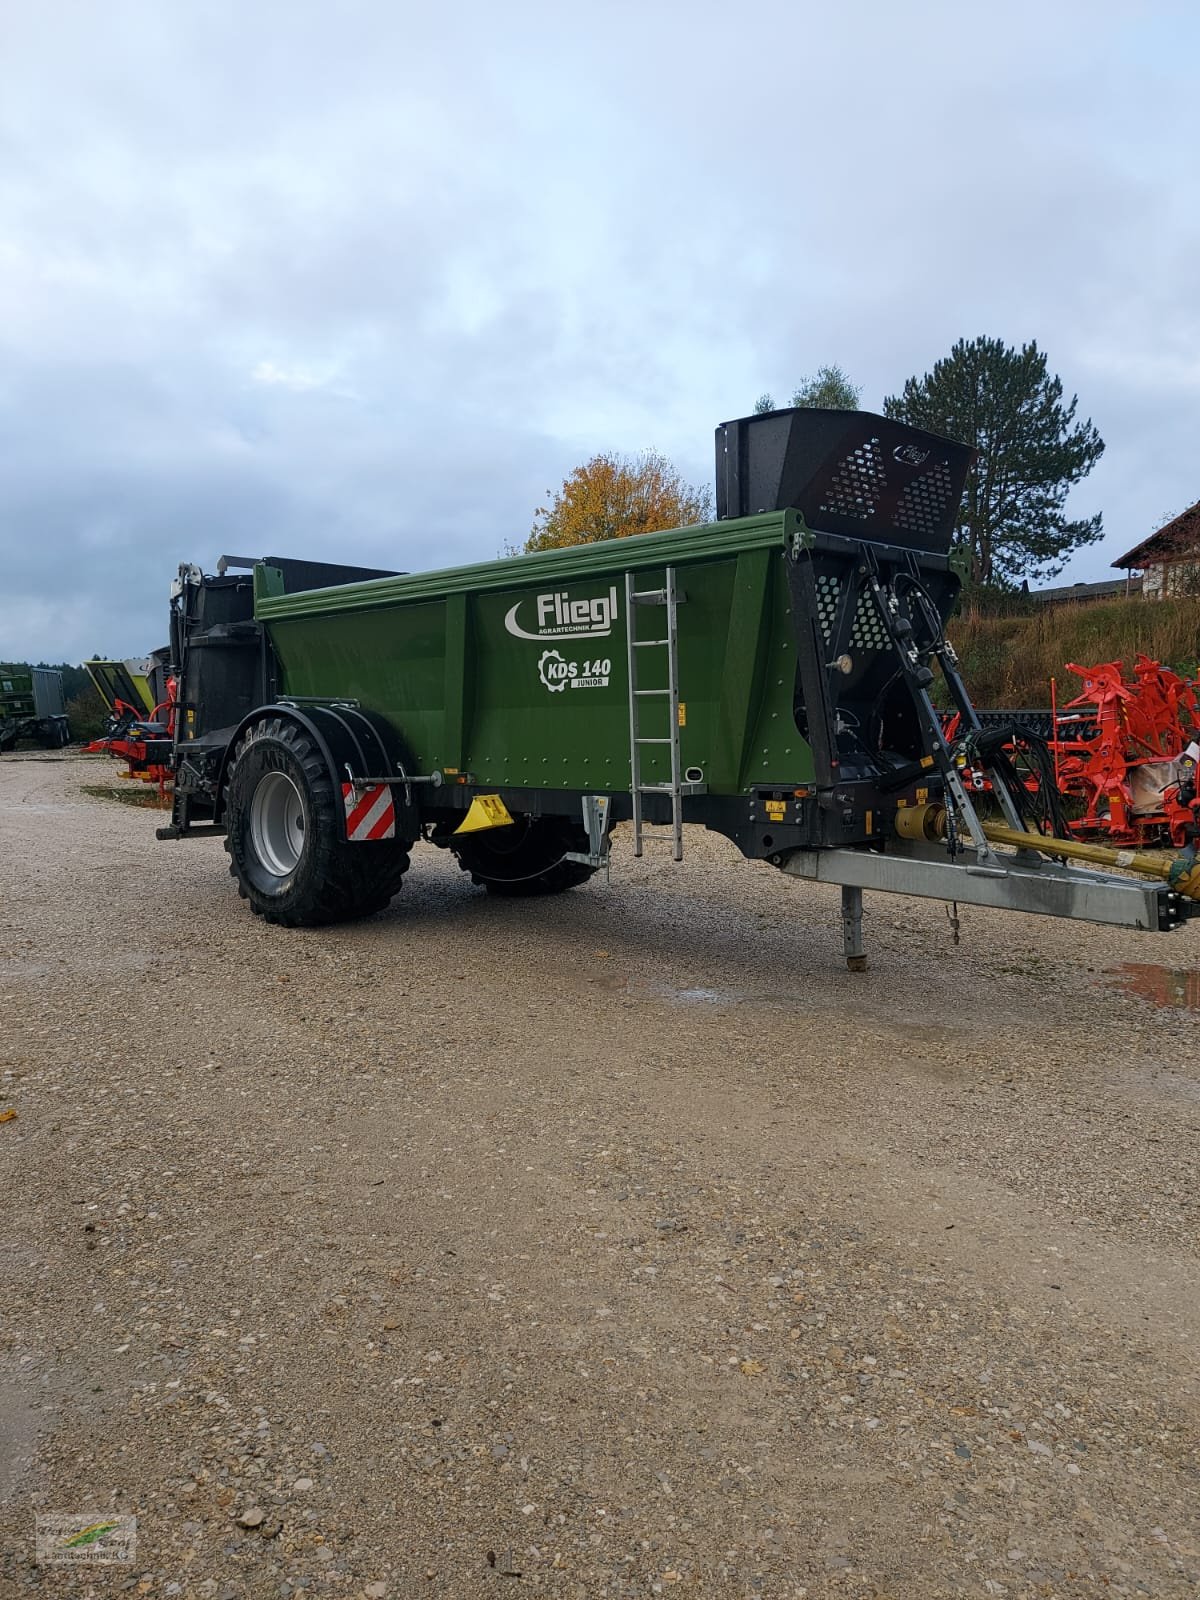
[214,702,420,842]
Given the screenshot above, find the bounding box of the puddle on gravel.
[1110,963,1200,1011]
[0,802,90,814]
[0,963,52,981]
[633,980,747,1006]
[637,980,870,1009]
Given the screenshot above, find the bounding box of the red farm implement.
[1054,656,1200,847]
[944,656,1200,850]
[84,657,177,797]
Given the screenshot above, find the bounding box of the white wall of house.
[1141,559,1200,598]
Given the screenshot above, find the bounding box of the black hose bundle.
[968,722,1071,841]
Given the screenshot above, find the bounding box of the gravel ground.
[2,752,1198,1599]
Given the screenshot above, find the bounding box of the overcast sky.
[1,0,1197,662]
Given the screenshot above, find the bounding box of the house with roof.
[1030,576,1141,605]
[1113,502,1200,599]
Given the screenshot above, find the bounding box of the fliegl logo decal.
[505,585,620,641]
[538,649,612,693]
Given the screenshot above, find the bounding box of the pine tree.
[884,337,1104,589]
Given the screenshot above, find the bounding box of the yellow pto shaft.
[895,803,1200,901]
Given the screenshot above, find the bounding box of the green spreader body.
[159,408,1193,954]
[254,511,804,802]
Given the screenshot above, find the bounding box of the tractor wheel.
[223,717,411,926]
[451,816,596,897]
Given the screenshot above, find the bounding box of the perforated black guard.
[714,408,976,554]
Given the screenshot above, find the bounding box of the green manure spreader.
[157,408,1197,966]
[0,667,69,752]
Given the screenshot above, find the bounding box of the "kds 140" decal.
[538,650,612,693]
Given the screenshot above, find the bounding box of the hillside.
[943,596,1200,708]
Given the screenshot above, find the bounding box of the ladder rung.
[627,565,683,862]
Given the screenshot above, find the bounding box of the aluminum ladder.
[625,567,686,861]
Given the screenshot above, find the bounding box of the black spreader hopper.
[715,407,982,819]
[715,407,974,554]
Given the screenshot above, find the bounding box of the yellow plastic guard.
[454,794,514,835]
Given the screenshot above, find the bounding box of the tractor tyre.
[223,717,411,926]
[451,816,596,897]
[341,838,415,918]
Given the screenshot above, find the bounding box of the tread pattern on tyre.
[223,717,411,926]
[451,817,596,898]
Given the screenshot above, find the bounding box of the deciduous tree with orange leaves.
[523,450,712,553]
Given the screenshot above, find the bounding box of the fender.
[215,702,421,840]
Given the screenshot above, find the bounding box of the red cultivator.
[1055,656,1199,847]
[945,656,1199,850]
[84,679,178,795]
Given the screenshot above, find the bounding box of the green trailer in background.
[0,668,69,752]
[156,408,1196,965]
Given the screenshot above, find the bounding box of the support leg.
[841,884,867,972]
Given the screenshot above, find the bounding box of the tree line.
[524,337,1105,598]
[0,661,94,699]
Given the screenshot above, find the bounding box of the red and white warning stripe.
[342,782,396,842]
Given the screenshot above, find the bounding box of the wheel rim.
[249,770,306,877]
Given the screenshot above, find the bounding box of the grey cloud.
[1,0,1197,660]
